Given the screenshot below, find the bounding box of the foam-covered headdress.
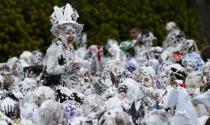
[50,3,83,37]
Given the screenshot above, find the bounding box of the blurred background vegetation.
[0,0,209,61]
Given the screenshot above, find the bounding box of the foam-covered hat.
[50,3,83,37]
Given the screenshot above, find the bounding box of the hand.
[0,97,16,114]
[68,60,79,67]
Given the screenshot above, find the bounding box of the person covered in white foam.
[165,75,198,125]
[45,3,89,87]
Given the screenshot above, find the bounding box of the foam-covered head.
[107,39,121,57]
[135,66,155,87]
[120,78,144,101]
[18,78,37,96]
[126,58,138,73]
[38,99,64,125]
[98,109,134,125]
[186,71,202,88]
[32,86,55,106]
[93,71,113,95]
[184,39,198,52]
[142,109,171,125]
[140,31,157,47]
[32,51,43,65]
[19,51,33,66]
[170,63,187,83]
[166,21,177,33]
[6,57,18,69]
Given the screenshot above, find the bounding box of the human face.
[60,25,77,45]
[129,28,140,40]
[65,29,76,45]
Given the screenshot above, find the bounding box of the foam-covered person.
[182,39,204,72]
[163,21,182,48]
[45,3,89,87]
[163,69,198,125]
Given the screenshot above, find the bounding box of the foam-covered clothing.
[167,87,198,125]
[182,52,204,71]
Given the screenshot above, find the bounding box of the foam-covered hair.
[165,21,177,32]
[98,109,134,125]
[32,86,55,106]
[142,109,171,125]
[38,99,63,125]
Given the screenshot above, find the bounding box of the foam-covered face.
[136,66,155,87]
[59,25,77,45]
[141,72,154,87]
[66,29,76,45]
[32,51,43,65]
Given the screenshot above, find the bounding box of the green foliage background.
[0,0,207,61]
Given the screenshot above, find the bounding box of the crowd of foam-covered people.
[0,3,210,125]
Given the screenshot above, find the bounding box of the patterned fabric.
[182,52,205,71]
